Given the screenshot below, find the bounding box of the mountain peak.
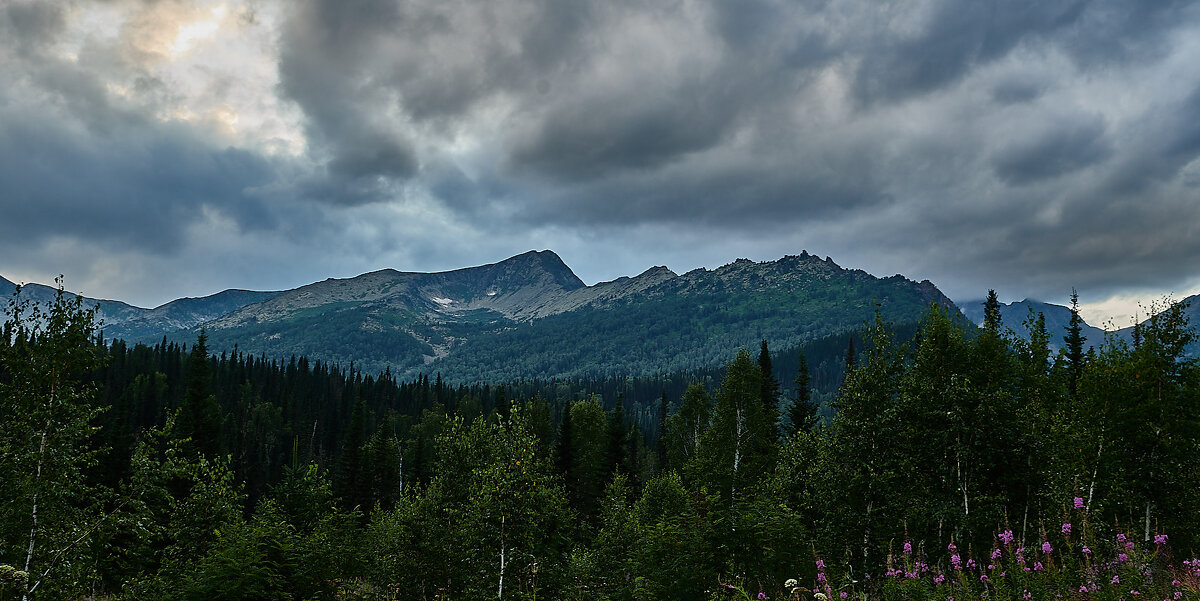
[492,250,585,291]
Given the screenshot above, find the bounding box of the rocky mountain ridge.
[19,251,1194,381]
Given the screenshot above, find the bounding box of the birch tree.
[0,283,108,600]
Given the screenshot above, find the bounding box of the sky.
[3,0,1200,329]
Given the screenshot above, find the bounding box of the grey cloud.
[0,104,278,254]
[508,82,742,180]
[990,78,1045,105]
[5,1,66,55]
[8,0,1200,316]
[852,1,1088,104]
[1102,82,1200,195]
[1057,1,1195,67]
[993,114,1111,184]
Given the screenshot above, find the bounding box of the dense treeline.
[1,286,1198,600]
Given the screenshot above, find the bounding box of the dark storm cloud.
[851,1,1088,105]
[6,0,1200,311]
[263,0,1200,305]
[0,108,278,253]
[992,114,1111,184]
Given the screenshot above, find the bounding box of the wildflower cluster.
[871,500,1200,601]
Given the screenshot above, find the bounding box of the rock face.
[3,250,962,381]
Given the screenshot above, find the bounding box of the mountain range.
[957,296,1200,355]
[4,251,1194,381]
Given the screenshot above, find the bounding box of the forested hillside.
[2,287,1199,601]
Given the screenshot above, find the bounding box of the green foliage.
[0,282,108,599]
[174,331,222,458]
[7,286,1200,600]
[695,350,775,506]
[665,383,711,473]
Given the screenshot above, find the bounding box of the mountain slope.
[958,298,1111,352]
[0,275,280,340]
[188,250,959,381]
[5,251,965,382]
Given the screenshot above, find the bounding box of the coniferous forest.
[2,287,1200,601]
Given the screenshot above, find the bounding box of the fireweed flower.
[903,540,912,555]
[951,554,962,569]
[967,559,976,570]
[1042,541,1053,554]
[992,548,1002,561]
[934,574,946,585]
[757,592,766,600]
[1156,534,1168,545]
[1033,561,1044,572]
[1083,547,1092,555]
[1000,530,1015,545]
[1075,497,1086,509]
[1113,575,1121,585]
[816,560,826,570]
[1118,533,1128,544]
[1063,523,1072,536]
[840,593,847,600]
[1080,586,1089,593]
[1119,553,1130,563]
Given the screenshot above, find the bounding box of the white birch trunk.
[498,515,506,599]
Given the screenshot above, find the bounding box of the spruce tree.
[1064,289,1087,401]
[555,401,574,487]
[175,330,222,458]
[787,353,818,434]
[607,398,627,476]
[655,391,669,471]
[983,289,1002,333]
[334,397,366,511]
[757,340,780,422]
